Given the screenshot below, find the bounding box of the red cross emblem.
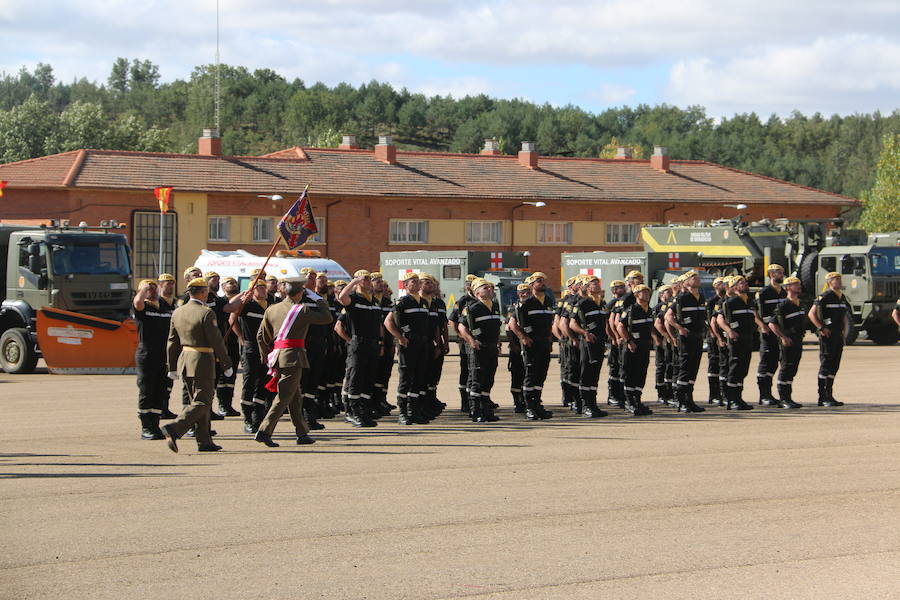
[490,252,503,269]
[668,253,680,269]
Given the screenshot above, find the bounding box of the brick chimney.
[339,134,359,150]
[651,146,670,172]
[481,138,501,155]
[198,128,222,156]
[374,135,397,164]
[518,141,538,169]
[614,146,633,160]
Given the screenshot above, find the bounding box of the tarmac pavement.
[1,338,899,599]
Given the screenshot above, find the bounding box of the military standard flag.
[0,181,8,198]
[278,188,318,249]
[154,186,173,213]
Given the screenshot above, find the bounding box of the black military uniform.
[516,292,556,420]
[300,288,334,428]
[720,290,757,410]
[572,292,609,418]
[324,292,347,413]
[621,298,654,416]
[706,287,727,405]
[756,283,787,405]
[373,292,396,414]
[671,285,707,413]
[605,295,625,407]
[208,291,237,417]
[237,296,275,432]
[506,299,526,413]
[342,291,382,426]
[462,292,502,422]
[556,290,573,406]
[615,291,638,407]
[561,290,583,411]
[773,295,805,408]
[134,291,173,439]
[448,292,475,412]
[813,288,851,406]
[653,295,673,405]
[423,293,448,419]
[393,292,433,424]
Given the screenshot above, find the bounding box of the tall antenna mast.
[214,0,221,131]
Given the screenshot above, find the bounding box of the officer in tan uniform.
[161,277,233,453]
[254,279,333,447]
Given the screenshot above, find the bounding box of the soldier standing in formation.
[506,283,530,413]
[666,270,707,413]
[716,276,762,410]
[133,279,173,439]
[253,279,332,447]
[457,278,502,422]
[448,274,477,413]
[161,277,233,452]
[337,270,384,427]
[421,274,449,418]
[705,277,727,406]
[371,273,397,416]
[616,284,654,416]
[555,277,579,408]
[769,276,805,409]
[156,273,179,419]
[604,279,627,407]
[226,279,274,433]
[567,274,608,418]
[807,272,850,407]
[508,272,555,420]
[755,264,787,406]
[652,284,674,406]
[385,272,432,425]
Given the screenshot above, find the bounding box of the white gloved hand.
[167,371,178,380]
[224,368,234,378]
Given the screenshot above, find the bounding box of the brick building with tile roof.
[0,131,855,287]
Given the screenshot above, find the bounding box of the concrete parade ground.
[2,338,899,599]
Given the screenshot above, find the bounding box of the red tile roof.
[0,146,855,205]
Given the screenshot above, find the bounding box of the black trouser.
[777,334,803,401]
[468,344,499,400]
[375,339,395,401]
[580,339,605,405]
[327,338,347,400]
[240,350,274,422]
[607,340,622,400]
[301,336,328,415]
[654,342,667,395]
[623,339,651,397]
[216,335,241,411]
[397,336,429,412]
[522,337,552,404]
[718,340,730,391]
[675,333,704,402]
[346,336,380,412]
[757,332,780,398]
[427,342,445,400]
[558,337,569,386]
[818,333,844,400]
[508,340,525,396]
[458,340,470,396]
[726,335,754,399]
[706,335,722,401]
[136,350,167,429]
[567,340,581,393]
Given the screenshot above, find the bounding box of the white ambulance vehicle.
[194,249,351,290]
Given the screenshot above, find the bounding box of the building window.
[252,217,274,242]
[538,222,572,244]
[466,221,502,244]
[209,216,230,242]
[132,211,177,280]
[606,222,639,244]
[308,217,326,243]
[390,220,428,243]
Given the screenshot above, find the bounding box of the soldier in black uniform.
[567,275,608,418]
[457,278,502,422]
[716,276,763,410]
[298,269,332,430]
[612,271,644,409]
[616,284,654,416]
[421,274,449,420]
[156,273,179,419]
[755,264,787,405]
[652,285,674,405]
[769,276,805,409]
[711,277,735,406]
[506,284,530,413]
[807,272,851,407]
[133,279,173,439]
[202,271,237,418]
[371,273,396,415]
[705,277,727,405]
[385,272,433,424]
[507,272,555,420]
[605,280,627,407]
[337,270,382,427]
[327,279,349,412]
[665,270,707,413]
[555,277,579,408]
[448,274,476,412]
[225,280,274,433]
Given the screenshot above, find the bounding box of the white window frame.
[208,216,230,242]
[252,217,274,243]
[390,220,428,244]
[466,221,503,244]
[606,222,639,244]
[537,222,572,244]
[308,217,326,243]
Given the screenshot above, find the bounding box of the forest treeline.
[1,59,898,201]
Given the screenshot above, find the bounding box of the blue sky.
[1,0,898,118]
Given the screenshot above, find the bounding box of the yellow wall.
[572,222,604,245]
[428,219,465,245]
[177,192,208,274]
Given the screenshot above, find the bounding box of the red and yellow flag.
[0,181,8,198]
[154,186,173,213]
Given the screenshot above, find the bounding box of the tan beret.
[157,273,175,282]
[187,277,208,288]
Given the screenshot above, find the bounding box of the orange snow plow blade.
[37,307,138,374]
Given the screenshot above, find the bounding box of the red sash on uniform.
[274,339,306,349]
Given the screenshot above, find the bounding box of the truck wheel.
[0,328,38,374]
[844,323,858,346]
[867,327,899,346]
[799,251,818,293]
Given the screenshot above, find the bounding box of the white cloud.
[666,35,900,116]
[595,83,637,105]
[414,76,491,98]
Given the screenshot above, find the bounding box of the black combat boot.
[708,376,721,405]
[561,381,571,407]
[241,402,255,433]
[656,384,668,405]
[397,398,412,425]
[512,391,526,413]
[572,387,584,414]
[816,378,829,406]
[139,413,164,440]
[409,397,431,424]
[777,383,802,409]
[727,387,754,411]
[249,402,267,434]
[822,378,843,406]
[470,396,485,422]
[582,392,607,418]
[680,385,705,413]
[758,377,777,406]
[625,390,653,416]
[481,398,500,422]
